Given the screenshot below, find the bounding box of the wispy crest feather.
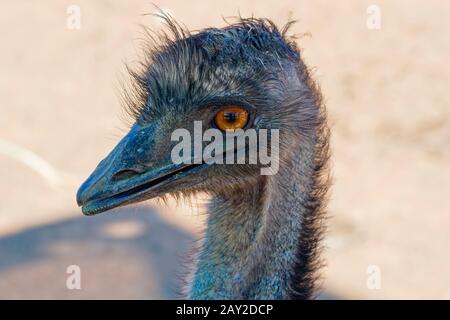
[120,10,300,125]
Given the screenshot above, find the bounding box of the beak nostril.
[112,169,141,181]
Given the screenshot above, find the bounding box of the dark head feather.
[121,12,301,125]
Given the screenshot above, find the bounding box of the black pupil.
[224,112,237,123]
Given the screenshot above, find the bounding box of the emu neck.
[189,137,320,299]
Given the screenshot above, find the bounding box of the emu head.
[77,17,319,215]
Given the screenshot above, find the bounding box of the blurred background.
[0,0,449,299]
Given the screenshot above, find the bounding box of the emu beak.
[76,124,203,216]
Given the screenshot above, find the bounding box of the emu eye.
[214,107,249,131]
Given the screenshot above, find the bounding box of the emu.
[76,15,330,300]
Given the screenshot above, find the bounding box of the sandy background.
[0,0,449,299]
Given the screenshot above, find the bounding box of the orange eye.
[214,107,249,131]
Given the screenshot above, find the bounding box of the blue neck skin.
[188,138,315,299]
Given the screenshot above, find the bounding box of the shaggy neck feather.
[188,136,318,299]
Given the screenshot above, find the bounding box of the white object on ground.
[0,139,78,187]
